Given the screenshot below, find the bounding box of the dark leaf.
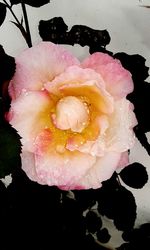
[0,45,16,84]
[113,187,137,231]
[119,162,148,189]
[39,17,110,50]
[0,98,3,125]
[97,183,137,231]
[114,52,149,82]
[89,45,113,55]
[122,228,145,243]
[122,225,150,243]
[59,197,86,240]
[139,223,150,237]
[0,180,7,236]
[114,53,150,132]
[85,211,102,233]
[0,123,21,178]
[0,3,7,27]
[69,25,110,47]
[134,126,150,156]
[128,80,150,134]
[114,52,150,155]
[97,173,120,219]
[39,17,68,44]
[82,234,110,250]
[0,46,15,116]
[120,223,150,250]
[10,0,50,7]
[122,230,133,242]
[117,241,150,250]
[96,228,111,244]
[73,189,97,211]
[0,180,7,208]
[7,170,90,249]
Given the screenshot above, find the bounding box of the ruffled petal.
[67,99,137,157]
[9,90,53,152]
[34,129,96,189]
[117,151,129,169]
[82,52,133,99]
[9,42,79,99]
[60,81,113,114]
[79,152,121,189]
[45,65,114,114]
[45,65,105,95]
[66,115,109,156]
[104,98,137,152]
[21,151,46,185]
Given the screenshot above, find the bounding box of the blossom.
[8,42,137,190]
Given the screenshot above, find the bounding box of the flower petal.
[45,65,114,114]
[60,81,113,114]
[9,42,80,99]
[9,90,53,152]
[34,129,96,189]
[21,151,46,185]
[45,65,105,95]
[66,115,109,155]
[104,98,137,152]
[117,151,129,169]
[79,152,121,189]
[82,52,133,99]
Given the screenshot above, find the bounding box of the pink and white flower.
[8,42,137,190]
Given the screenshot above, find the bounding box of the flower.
[7,42,137,190]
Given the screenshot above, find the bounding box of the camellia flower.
[8,42,137,190]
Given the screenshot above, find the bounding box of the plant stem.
[2,0,30,47]
[3,0,21,26]
[21,2,32,47]
[3,0,33,48]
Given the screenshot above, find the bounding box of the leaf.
[0,123,21,178]
[82,234,110,250]
[112,186,137,231]
[114,52,150,133]
[0,3,7,27]
[73,189,97,211]
[69,25,110,47]
[97,180,137,231]
[96,228,111,244]
[0,45,16,84]
[97,173,120,219]
[0,180,7,221]
[114,52,150,156]
[134,126,150,156]
[119,223,150,249]
[119,162,148,189]
[85,211,102,233]
[0,46,16,114]
[39,17,68,43]
[114,53,149,82]
[38,17,111,50]
[10,0,50,7]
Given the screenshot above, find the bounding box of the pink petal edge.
[9,42,80,100]
[82,52,134,99]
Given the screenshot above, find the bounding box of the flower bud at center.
[54,96,89,132]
